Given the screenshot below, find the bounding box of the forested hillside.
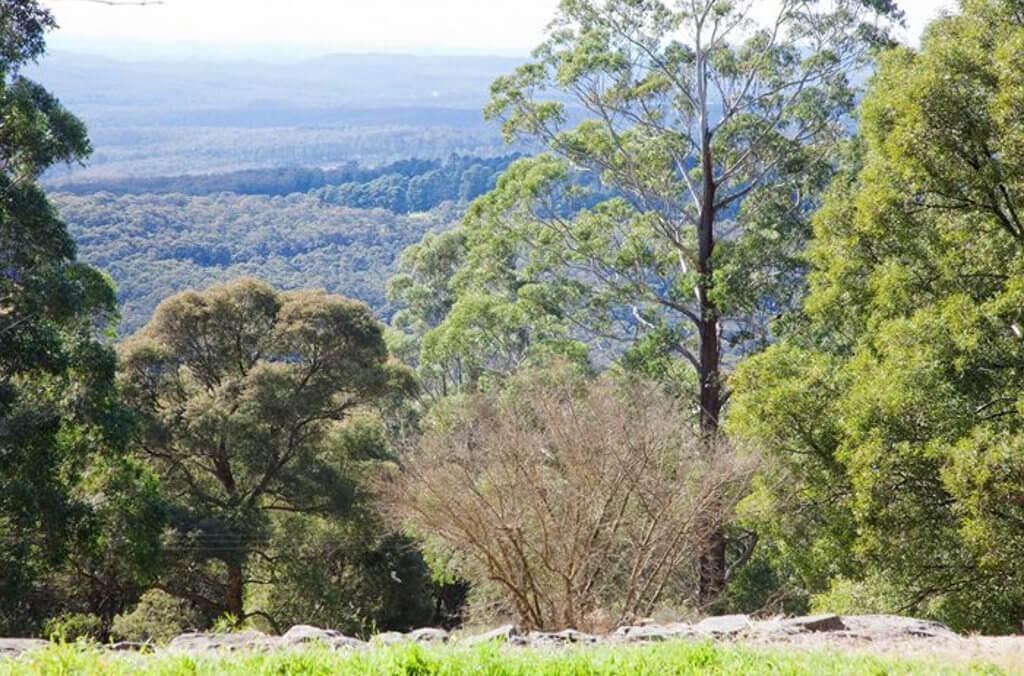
[56,192,454,335]
[7,0,1024,658]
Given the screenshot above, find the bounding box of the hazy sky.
[42,0,958,56]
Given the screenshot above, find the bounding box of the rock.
[784,615,847,633]
[407,628,449,644]
[841,615,957,639]
[462,624,519,646]
[167,631,276,652]
[695,615,752,637]
[282,625,364,650]
[0,639,49,658]
[107,641,152,652]
[525,629,599,647]
[372,631,408,646]
[613,623,695,643]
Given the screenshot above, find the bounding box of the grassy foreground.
[0,641,1005,676]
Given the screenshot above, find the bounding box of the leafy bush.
[110,590,204,644]
[42,614,103,643]
[809,576,907,617]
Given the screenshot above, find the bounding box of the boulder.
[783,615,847,633]
[462,624,519,646]
[407,627,449,644]
[281,625,364,650]
[0,639,49,658]
[372,631,408,646]
[167,631,276,652]
[694,615,752,637]
[524,629,599,647]
[841,615,957,640]
[613,622,695,643]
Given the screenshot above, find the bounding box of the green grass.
[0,641,1005,676]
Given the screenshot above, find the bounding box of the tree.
[403,0,897,598]
[729,0,1024,633]
[0,0,161,635]
[386,367,756,631]
[118,278,414,621]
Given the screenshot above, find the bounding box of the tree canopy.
[389,0,898,597]
[729,0,1024,634]
[0,0,163,635]
[118,278,415,621]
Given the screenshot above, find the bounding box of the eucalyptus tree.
[729,0,1024,633]
[411,0,898,597]
[0,0,163,634]
[119,278,413,621]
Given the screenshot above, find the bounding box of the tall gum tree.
[423,0,898,598]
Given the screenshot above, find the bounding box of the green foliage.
[118,277,414,621]
[0,641,1002,676]
[54,192,463,335]
[810,576,905,617]
[53,155,518,213]
[729,0,1024,634]
[252,519,435,637]
[0,0,160,636]
[391,0,893,412]
[41,614,102,643]
[247,418,436,635]
[110,590,203,644]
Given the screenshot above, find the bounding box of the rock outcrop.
[0,615,978,658]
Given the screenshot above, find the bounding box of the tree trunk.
[696,128,726,601]
[225,560,245,620]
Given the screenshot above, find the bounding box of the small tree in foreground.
[386,370,756,631]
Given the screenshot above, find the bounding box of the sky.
[41,0,959,58]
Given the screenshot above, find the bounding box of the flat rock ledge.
[0,615,978,657]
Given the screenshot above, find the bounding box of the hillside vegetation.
[5,0,1024,660]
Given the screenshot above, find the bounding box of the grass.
[0,641,1007,676]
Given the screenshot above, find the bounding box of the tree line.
[4,0,1024,643]
[49,155,521,213]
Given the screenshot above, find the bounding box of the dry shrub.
[385,372,757,631]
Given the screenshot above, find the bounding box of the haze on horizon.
[43,0,957,59]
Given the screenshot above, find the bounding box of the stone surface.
[523,629,599,647]
[407,628,449,644]
[613,623,695,643]
[0,613,978,661]
[167,631,276,652]
[785,615,847,633]
[372,631,408,646]
[0,639,49,658]
[281,625,364,650]
[461,624,519,646]
[841,615,957,639]
[695,614,752,637]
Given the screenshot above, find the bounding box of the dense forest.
[51,155,518,334]
[4,0,1024,650]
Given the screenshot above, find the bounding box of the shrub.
[42,613,103,643]
[385,371,757,631]
[110,590,204,644]
[250,517,436,637]
[810,575,905,617]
